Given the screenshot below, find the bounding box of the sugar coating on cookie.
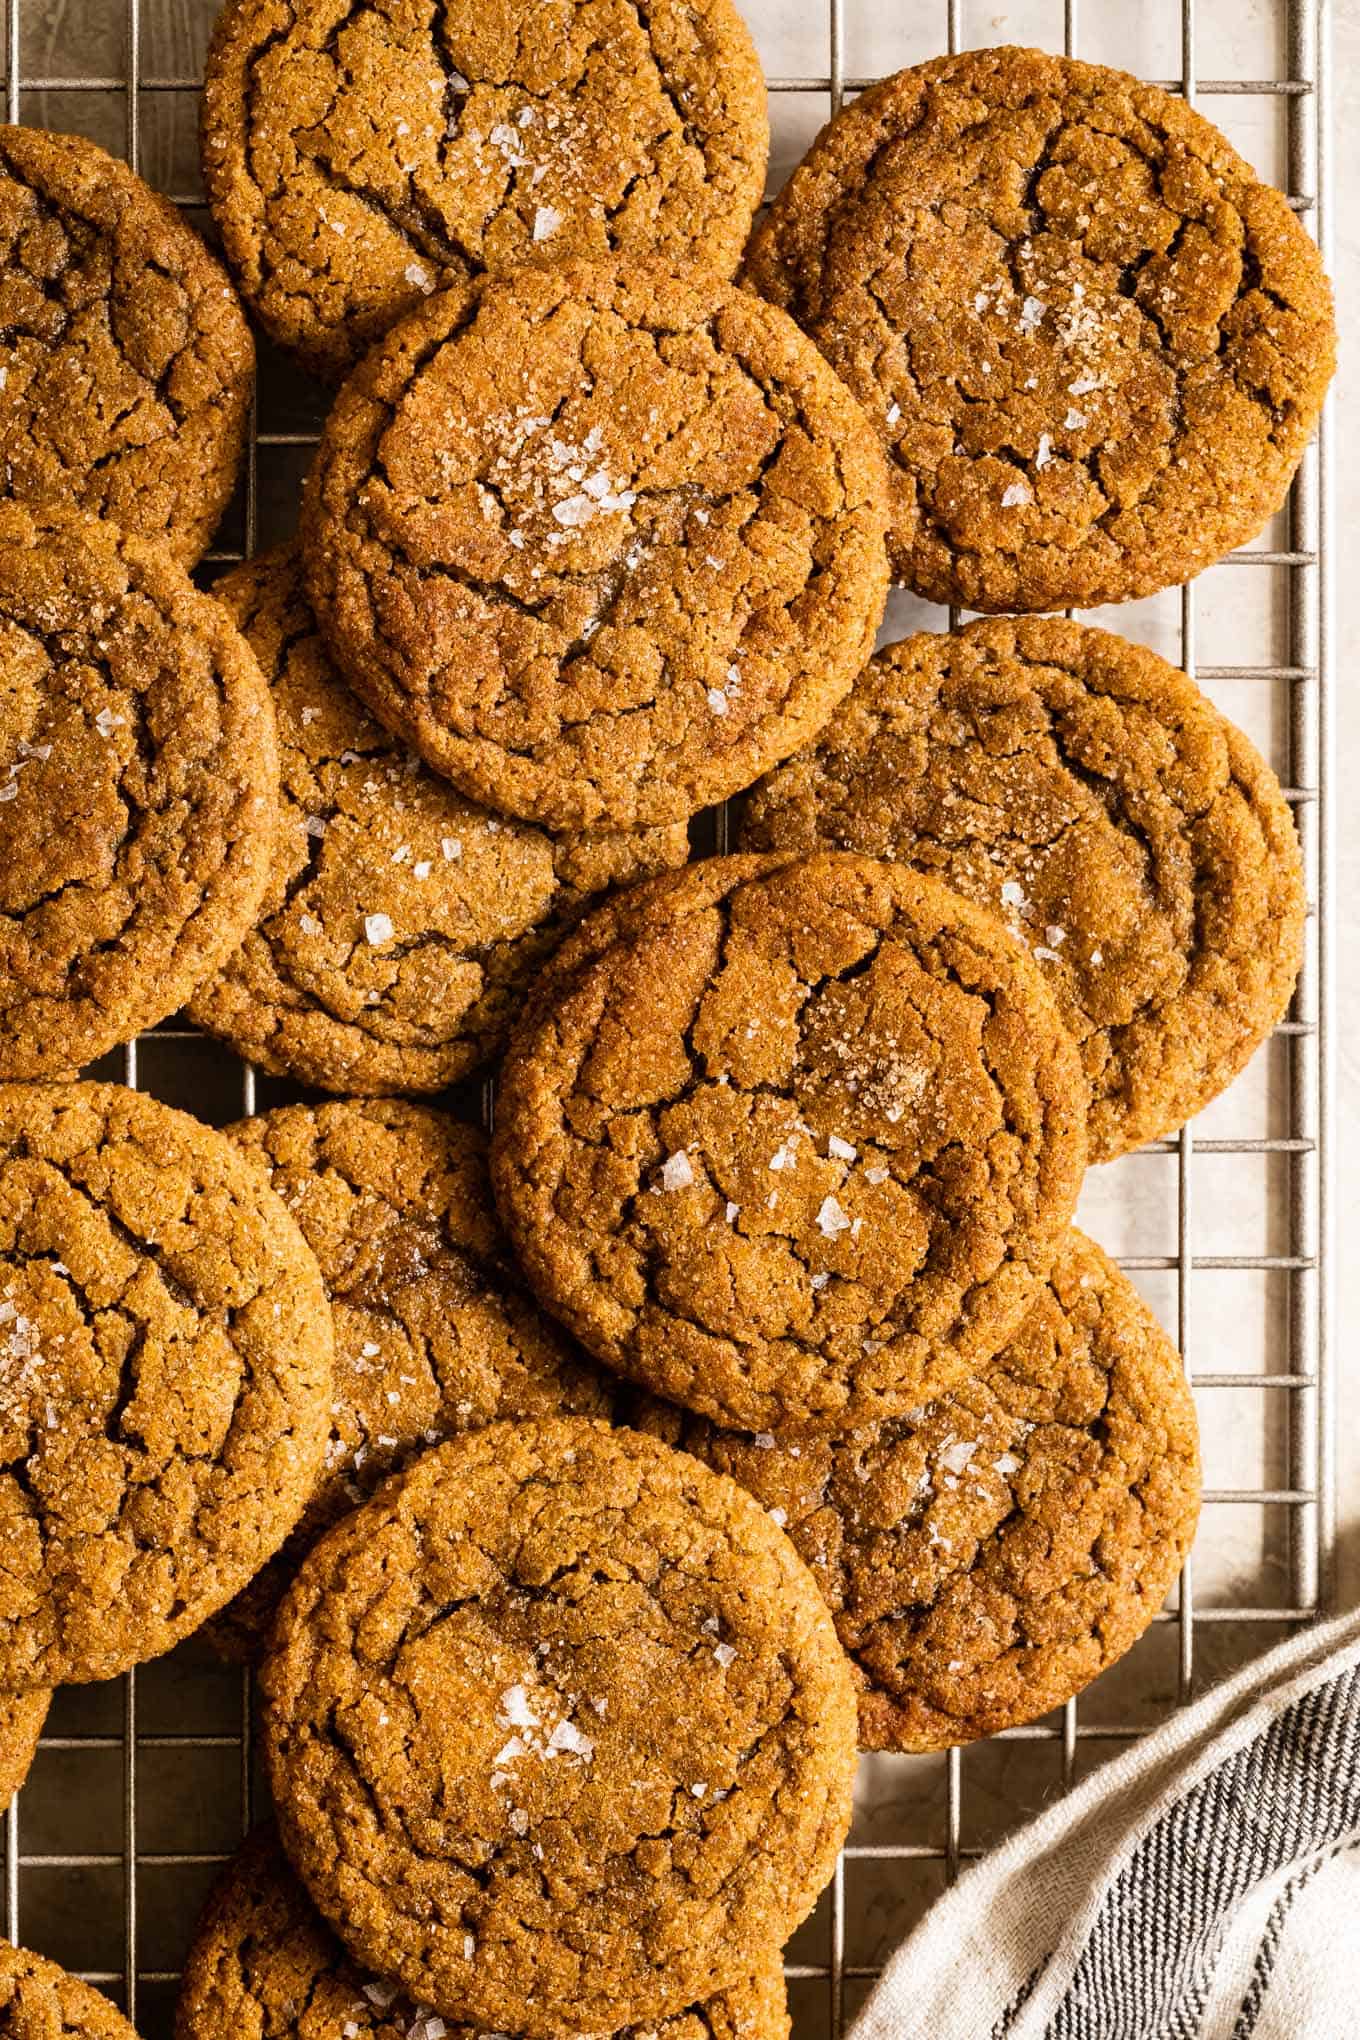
[630,1227,1201,1750]
[190,546,686,1093]
[0,1083,334,1689]
[491,853,1088,1432]
[177,1825,791,2040]
[0,1690,49,1802]
[302,263,890,832]
[745,45,1335,611]
[0,125,253,566]
[201,0,769,379]
[0,503,279,1081]
[740,617,1305,1161]
[0,1941,139,2037]
[211,1098,612,1658]
[261,1418,856,2032]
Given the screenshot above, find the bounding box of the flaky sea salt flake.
[499,1684,539,1729]
[546,1719,594,1759]
[661,1150,694,1192]
[817,1195,851,1238]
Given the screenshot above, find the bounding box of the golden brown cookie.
[0,124,253,566]
[189,546,686,1092]
[0,503,278,1081]
[629,1228,1201,1751]
[261,1418,855,2033]
[301,263,891,832]
[201,0,769,381]
[0,1942,139,2038]
[507,852,796,1054]
[0,1691,49,1801]
[491,853,1088,1432]
[739,617,1305,1161]
[0,1082,334,1689]
[210,1098,613,1658]
[176,1825,790,2040]
[744,46,1336,610]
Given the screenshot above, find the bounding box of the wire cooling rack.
[0,0,1336,2033]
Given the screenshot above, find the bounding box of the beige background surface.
[1328,0,1357,1615]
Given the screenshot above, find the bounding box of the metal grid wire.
[0,0,1336,2033]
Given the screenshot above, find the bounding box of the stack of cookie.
[0,8,1335,2038]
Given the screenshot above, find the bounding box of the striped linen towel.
[852,1606,1360,2040]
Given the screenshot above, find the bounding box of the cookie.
[491,852,1088,1432]
[744,46,1336,610]
[0,1942,139,2037]
[301,262,891,832]
[0,124,253,566]
[506,852,796,1053]
[177,1825,790,2040]
[0,1690,49,1801]
[261,1418,856,2033]
[188,546,686,1093]
[201,0,768,381]
[211,1098,613,1658]
[0,1081,333,1689]
[0,503,279,1081]
[630,1228,1201,1750]
[740,617,1305,1161]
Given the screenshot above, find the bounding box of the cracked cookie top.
[301,263,891,832]
[0,503,279,1081]
[630,1228,1201,1751]
[261,1418,855,2033]
[201,0,769,381]
[0,1082,334,1689]
[0,124,253,566]
[744,46,1336,610]
[177,1824,791,2040]
[0,1690,49,1802]
[189,546,687,1093]
[490,853,1088,1432]
[739,617,1305,1162]
[210,1098,613,1659]
[0,1943,139,2038]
